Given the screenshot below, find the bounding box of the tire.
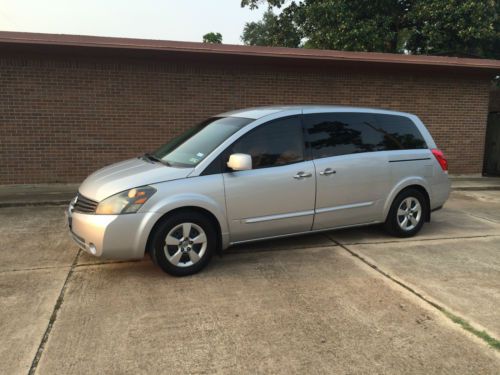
[384,188,427,238]
[149,210,216,276]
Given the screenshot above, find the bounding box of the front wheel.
[149,211,216,276]
[384,189,427,237]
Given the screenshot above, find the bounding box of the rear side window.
[230,116,304,169]
[304,112,382,158]
[374,114,427,150]
[304,112,427,159]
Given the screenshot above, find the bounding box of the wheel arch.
[384,180,431,223]
[145,206,224,257]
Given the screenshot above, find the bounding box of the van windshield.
[152,117,252,167]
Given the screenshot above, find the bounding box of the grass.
[441,309,500,351]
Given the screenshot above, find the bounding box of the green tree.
[203,32,223,44]
[241,0,500,58]
[242,9,301,47]
[406,0,499,58]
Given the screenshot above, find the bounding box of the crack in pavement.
[0,265,71,274]
[27,249,81,375]
[464,212,500,225]
[332,238,500,352]
[325,233,500,246]
[0,258,146,275]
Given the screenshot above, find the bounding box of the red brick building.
[0,31,499,184]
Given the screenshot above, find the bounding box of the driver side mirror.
[227,153,252,171]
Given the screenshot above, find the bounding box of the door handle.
[293,171,312,179]
[320,168,336,176]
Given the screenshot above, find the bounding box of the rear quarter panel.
[383,149,435,220]
[408,114,451,209]
[383,112,451,217]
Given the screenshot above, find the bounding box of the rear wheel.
[384,189,426,237]
[150,211,216,276]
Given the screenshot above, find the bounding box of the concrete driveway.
[1,191,499,374]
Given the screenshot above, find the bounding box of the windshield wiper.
[141,153,172,167]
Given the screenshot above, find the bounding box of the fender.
[144,190,230,249]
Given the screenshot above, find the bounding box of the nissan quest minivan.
[67,106,450,276]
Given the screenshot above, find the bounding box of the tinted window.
[304,113,382,158]
[304,112,427,159]
[153,117,252,167]
[374,114,427,150]
[230,116,304,169]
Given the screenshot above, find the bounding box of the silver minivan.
[67,106,450,276]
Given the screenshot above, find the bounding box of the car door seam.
[311,159,318,231]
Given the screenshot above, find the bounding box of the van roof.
[219,105,413,120]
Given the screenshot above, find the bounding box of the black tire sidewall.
[151,211,216,276]
[385,189,426,237]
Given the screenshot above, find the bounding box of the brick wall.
[0,53,492,184]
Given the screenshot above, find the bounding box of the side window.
[374,114,427,150]
[304,112,383,158]
[230,116,305,169]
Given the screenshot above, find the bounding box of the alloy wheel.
[397,197,422,231]
[163,222,207,268]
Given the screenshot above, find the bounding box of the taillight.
[432,149,448,172]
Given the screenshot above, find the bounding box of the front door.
[223,116,316,243]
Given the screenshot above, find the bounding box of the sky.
[0,0,267,44]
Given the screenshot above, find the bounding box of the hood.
[78,158,193,201]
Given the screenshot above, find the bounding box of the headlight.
[95,186,156,215]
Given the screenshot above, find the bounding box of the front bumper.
[66,204,161,260]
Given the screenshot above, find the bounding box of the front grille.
[73,193,98,214]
